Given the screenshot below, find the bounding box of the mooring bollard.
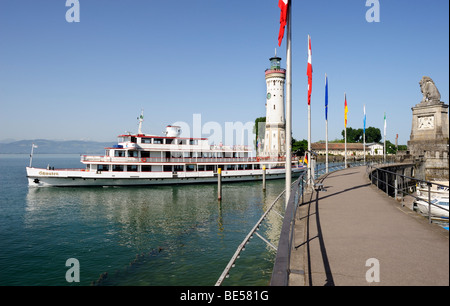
[262,165,266,191]
[218,168,222,201]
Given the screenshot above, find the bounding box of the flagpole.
[285,0,292,207]
[344,93,347,168]
[307,35,312,187]
[29,143,36,168]
[383,112,386,163]
[325,73,328,173]
[363,105,366,165]
[344,127,347,168]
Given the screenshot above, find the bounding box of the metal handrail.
[367,164,449,224]
[216,162,405,286]
[270,161,364,286]
[270,174,305,285]
[215,186,288,286]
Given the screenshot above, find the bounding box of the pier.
[272,165,449,286]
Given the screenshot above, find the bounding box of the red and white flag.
[307,35,313,105]
[278,0,289,46]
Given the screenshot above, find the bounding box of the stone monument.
[408,76,449,181]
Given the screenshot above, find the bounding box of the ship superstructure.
[26,116,304,187]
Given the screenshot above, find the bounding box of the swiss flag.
[278,0,289,46]
[307,35,313,105]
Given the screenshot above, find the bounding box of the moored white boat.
[414,197,449,218]
[26,115,305,187]
[416,181,449,200]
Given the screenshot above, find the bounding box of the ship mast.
[137,109,144,135]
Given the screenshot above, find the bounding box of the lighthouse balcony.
[265,68,286,75]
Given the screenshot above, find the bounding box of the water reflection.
[25,181,286,285]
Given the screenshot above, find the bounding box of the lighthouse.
[262,55,286,157]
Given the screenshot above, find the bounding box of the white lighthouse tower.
[262,55,286,157]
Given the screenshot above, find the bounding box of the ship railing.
[210,145,252,151]
[81,155,296,164]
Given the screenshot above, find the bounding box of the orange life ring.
[141,158,147,162]
[256,157,260,162]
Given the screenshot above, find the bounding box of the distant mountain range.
[0,139,114,154]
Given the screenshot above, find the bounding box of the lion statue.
[419,76,441,105]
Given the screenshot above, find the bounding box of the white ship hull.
[27,166,305,187]
[27,119,306,188]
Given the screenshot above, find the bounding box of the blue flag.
[325,74,328,121]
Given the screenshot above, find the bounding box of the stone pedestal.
[408,102,449,181]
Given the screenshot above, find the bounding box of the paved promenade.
[289,166,449,286]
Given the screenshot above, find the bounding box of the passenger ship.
[26,117,305,187]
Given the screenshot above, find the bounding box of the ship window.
[198,165,205,171]
[142,138,152,144]
[127,165,138,172]
[189,139,198,145]
[114,150,126,157]
[166,139,174,144]
[154,138,163,144]
[113,165,124,171]
[186,165,195,172]
[98,164,109,171]
[179,139,187,145]
[174,165,184,172]
[141,151,150,158]
[128,151,138,157]
[142,165,152,172]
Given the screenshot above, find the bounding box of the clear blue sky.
[1,0,448,146]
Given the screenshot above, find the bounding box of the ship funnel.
[165,125,181,137]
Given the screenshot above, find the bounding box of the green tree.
[253,117,266,146]
[292,138,308,156]
[385,140,398,154]
[365,127,382,143]
[341,127,363,143]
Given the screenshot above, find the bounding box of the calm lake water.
[0,154,286,286]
